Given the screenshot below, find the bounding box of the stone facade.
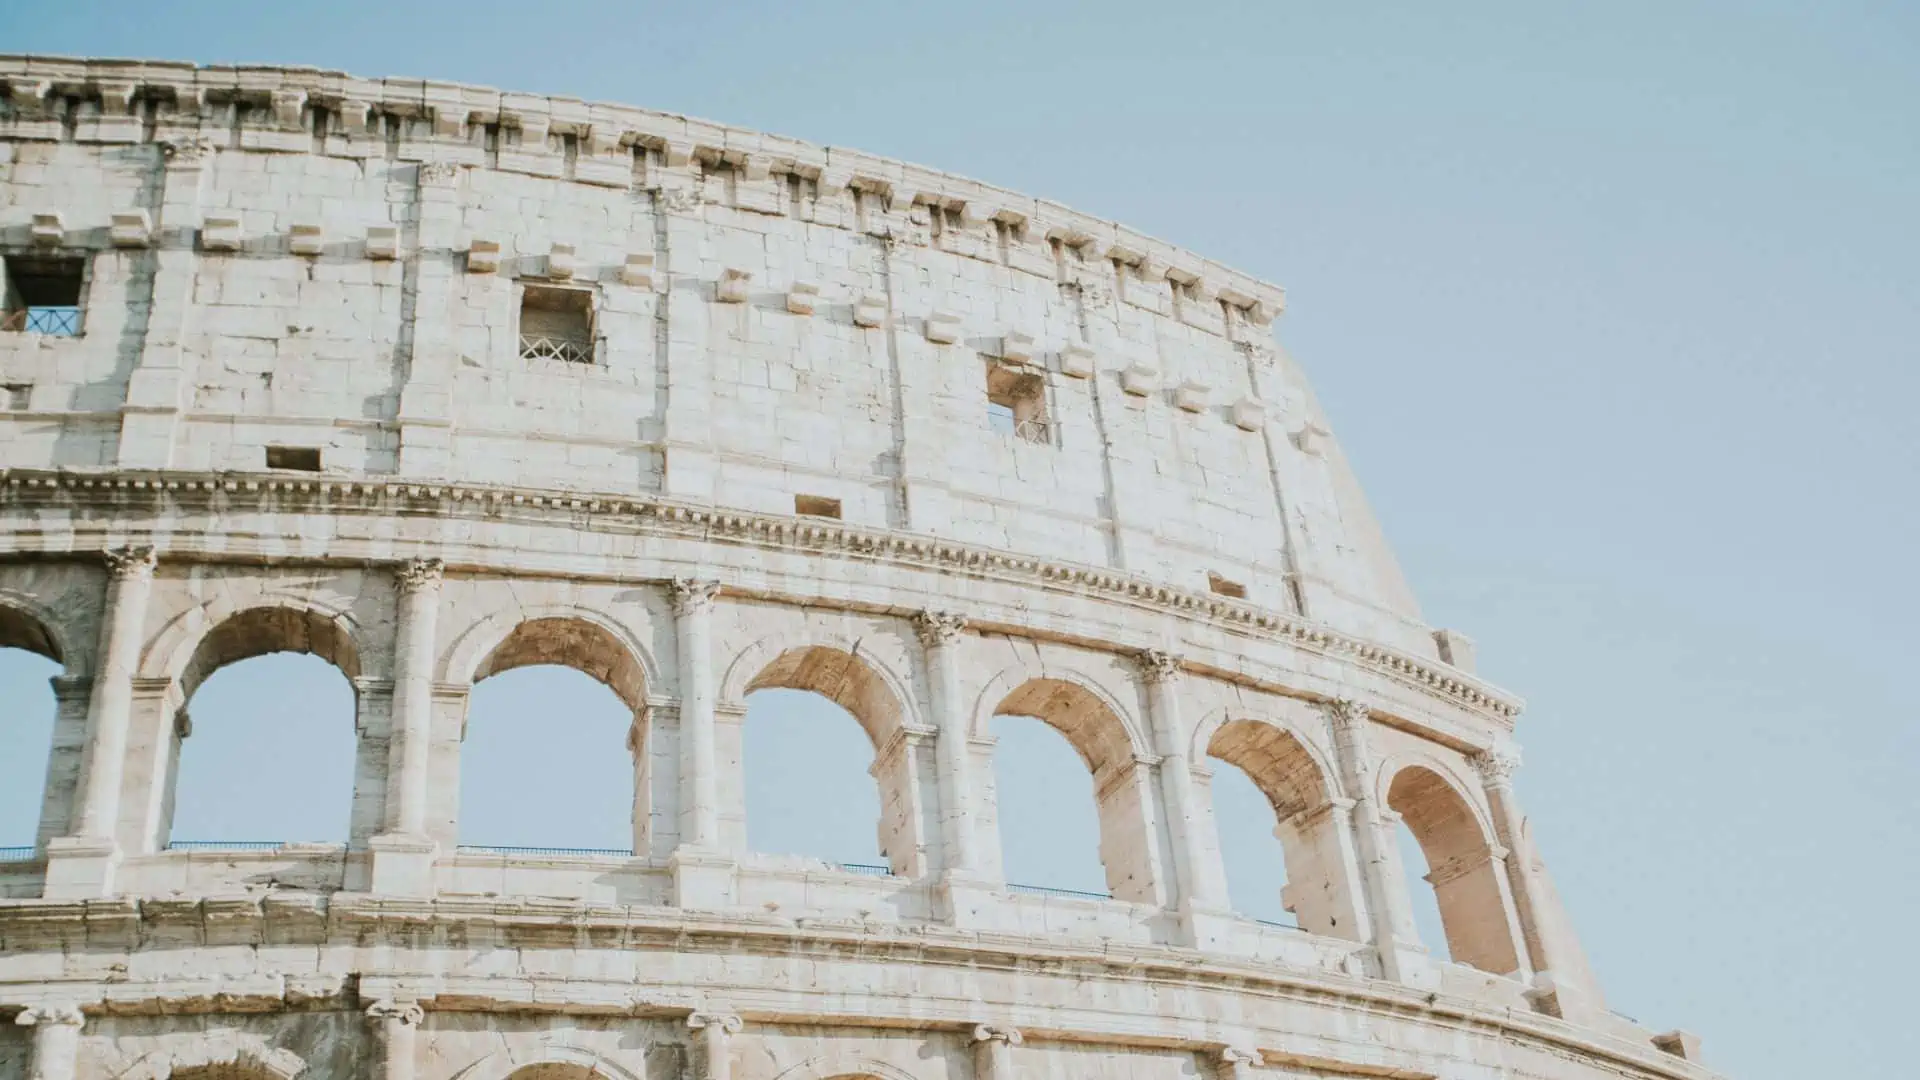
[0,56,1713,1080]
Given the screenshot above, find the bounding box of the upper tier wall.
[0,55,1434,662]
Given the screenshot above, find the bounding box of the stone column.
[1324,698,1421,984]
[1136,650,1231,945]
[687,1011,743,1080]
[971,1025,1022,1080]
[366,998,424,1080]
[45,547,156,898]
[369,559,443,897]
[670,579,734,907]
[16,1004,84,1080]
[914,611,976,872]
[1477,748,1600,1019]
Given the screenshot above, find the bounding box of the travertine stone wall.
[0,57,1712,1080]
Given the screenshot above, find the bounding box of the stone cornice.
[0,894,1711,1080]
[0,468,1524,726]
[0,55,1282,323]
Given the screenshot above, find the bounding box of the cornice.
[0,467,1523,725]
[0,55,1281,321]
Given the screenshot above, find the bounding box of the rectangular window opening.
[1207,572,1247,600]
[986,361,1051,446]
[3,383,30,410]
[2,255,86,336]
[518,283,595,364]
[794,494,842,519]
[265,446,323,472]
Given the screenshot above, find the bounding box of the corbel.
[29,212,65,248]
[1174,379,1211,413]
[111,210,153,248]
[1292,420,1331,455]
[1120,359,1159,396]
[717,268,752,304]
[94,80,136,115]
[852,293,888,328]
[468,239,501,274]
[289,223,324,256]
[365,225,399,260]
[546,242,576,281]
[269,89,306,129]
[200,214,242,252]
[785,281,820,316]
[999,331,1035,366]
[925,310,962,345]
[620,252,654,288]
[1229,396,1266,432]
[1059,340,1096,379]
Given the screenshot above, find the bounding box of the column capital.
[687,1011,743,1034]
[365,998,425,1026]
[1322,697,1371,730]
[971,1023,1022,1046]
[670,578,723,616]
[395,558,445,594]
[1134,649,1184,684]
[1216,1045,1262,1067]
[913,610,968,647]
[15,1003,85,1028]
[104,545,157,580]
[1475,746,1523,788]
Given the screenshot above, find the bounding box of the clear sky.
[1,4,1915,1078]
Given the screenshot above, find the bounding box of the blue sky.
[1,4,1916,1078]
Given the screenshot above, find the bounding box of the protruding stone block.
[110,210,152,248]
[621,252,655,288]
[925,310,961,344]
[718,268,752,303]
[1653,1030,1703,1062]
[30,212,65,247]
[853,293,888,328]
[365,225,399,260]
[1434,628,1477,672]
[1060,341,1096,378]
[1121,360,1158,396]
[468,239,501,274]
[367,832,437,897]
[201,215,242,251]
[547,242,576,280]
[786,281,821,315]
[1293,421,1331,455]
[289,223,324,256]
[1229,396,1265,431]
[1174,379,1210,412]
[1000,331,1035,366]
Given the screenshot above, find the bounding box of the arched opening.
[990,678,1156,903]
[168,607,361,846]
[1387,764,1523,975]
[739,645,913,874]
[0,605,63,855]
[504,1065,606,1080]
[991,713,1106,895]
[460,618,648,854]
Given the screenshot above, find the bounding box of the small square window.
[2,255,85,337]
[519,283,595,364]
[1207,572,1247,600]
[266,446,322,472]
[986,361,1050,445]
[3,384,29,410]
[795,494,842,519]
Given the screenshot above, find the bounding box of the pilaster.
[365,998,424,1080]
[688,1011,743,1080]
[1325,697,1430,987]
[370,559,443,897]
[395,162,464,476]
[116,139,215,468]
[16,1003,85,1080]
[1136,650,1233,947]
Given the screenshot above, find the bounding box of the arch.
[0,593,71,670]
[1204,715,1362,938]
[1384,762,1524,976]
[448,1041,645,1080]
[112,1030,307,1080]
[141,591,368,699]
[982,667,1161,904]
[442,602,662,703]
[721,632,921,746]
[969,660,1152,766]
[770,1054,924,1080]
[472,617,649,714]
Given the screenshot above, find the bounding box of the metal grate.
[1012,417,1052,445]
[837,862,894,877]
[1007,881,1112,901]
[166,840,287,851]
[456,844,632,857]
[0,845,36,862]
[518,333,593,364]
[2,307,81,336]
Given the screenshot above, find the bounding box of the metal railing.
[1007,881,1112,901]
[455,844,632,858]
[1254,917,1302,931]
[0,845,37,862]
[518,333,593,364]
[837,861,893,877]
[1,307,81,336]
[166,840,287,851]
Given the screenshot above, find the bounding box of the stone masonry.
[0,56,1714,1080]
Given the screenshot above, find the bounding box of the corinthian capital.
[365,998,424,1026]
[15,1003,85,1028]
[104,545,157,580]
[395,558,445,594]
[1322,697,1370,730]
[1135,649,1184,684]
[669,578,722,616]
[913,610,967,648]
[1475,746,1523,787]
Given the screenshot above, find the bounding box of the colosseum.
[0,55,1713,1080]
